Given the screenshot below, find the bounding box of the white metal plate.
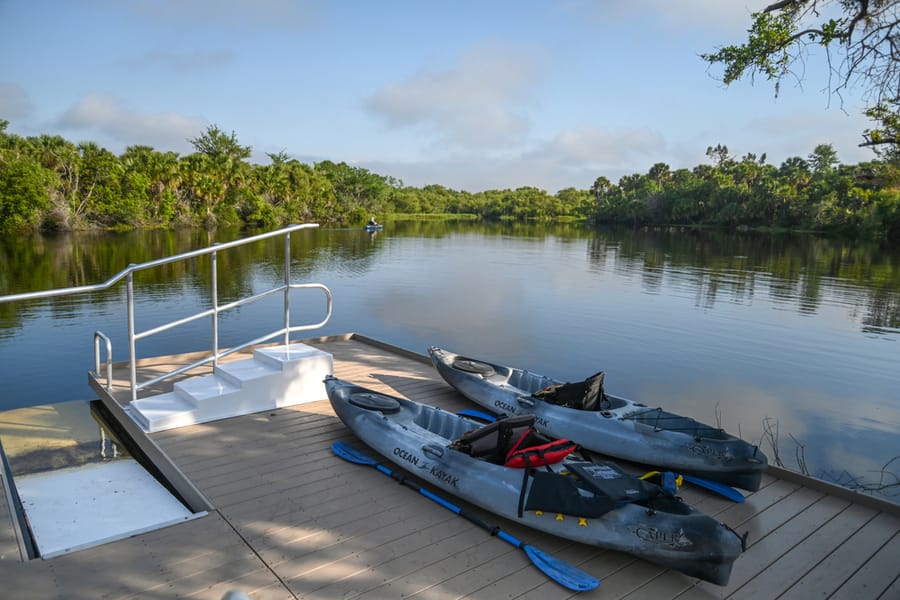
[16,459,202,558]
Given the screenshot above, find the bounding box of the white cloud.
[351,125,669,193]
[58,93,207,153]
[366,43,543,148]
[537,126,666,168]
[0,82,34,120]
[747,109,873,165]
[361,152,602,195]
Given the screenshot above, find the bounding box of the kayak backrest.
[450,414,576,467]
[533,371,605,410]
[450,415,535,463]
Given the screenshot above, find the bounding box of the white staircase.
[126,343,334,432]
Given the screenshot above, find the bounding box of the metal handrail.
[2,224,333,403]
[134,283,333,393]
[94,331,113,391]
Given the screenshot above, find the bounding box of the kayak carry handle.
[422,444,445,458]
[517,395,535,407]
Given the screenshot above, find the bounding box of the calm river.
[1,221,898,499]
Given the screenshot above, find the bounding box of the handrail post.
[93,331,113,391]
[283,231,291,347]
[211,247,219,366]
[127,269,137,404]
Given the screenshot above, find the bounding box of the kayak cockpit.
[410,403,480,440]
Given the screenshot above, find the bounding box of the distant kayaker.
[368,217,378,226]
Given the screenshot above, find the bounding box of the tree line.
[2,120,900,240]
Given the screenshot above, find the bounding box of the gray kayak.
[325,375,745,585]
[428,346,767,491]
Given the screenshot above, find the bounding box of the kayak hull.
[428,347,766,491]
[325,375,743,585]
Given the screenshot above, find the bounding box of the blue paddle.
[331,441,599,592]
[680,474,745,503]
[458,410,744,503]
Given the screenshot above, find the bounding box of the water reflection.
[585,229,900,332]
[0,222,898,500]
[0,400,128,477]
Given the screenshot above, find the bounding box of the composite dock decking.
[1,334,898,599]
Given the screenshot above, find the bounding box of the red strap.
[505,428,534,463]
[505,438,577,468]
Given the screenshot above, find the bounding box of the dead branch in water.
[762,417,898,497]
[821,456,900,498]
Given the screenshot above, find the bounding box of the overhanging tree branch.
[704,0,900,159]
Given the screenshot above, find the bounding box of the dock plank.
[0,334,895,599]
[778,511,900,599]
[728,496,861,599]
[829,529,900,600]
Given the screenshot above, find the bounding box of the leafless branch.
[788,433,809,475]
[761,416,783,468]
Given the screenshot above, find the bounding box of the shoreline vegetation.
[2,122,900,242]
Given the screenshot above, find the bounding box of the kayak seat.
[449,415,576,467]
[533,371,607,411]
[450,415,535,464]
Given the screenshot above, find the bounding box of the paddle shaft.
[376,464,526,548]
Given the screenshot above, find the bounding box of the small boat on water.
[428,347,767,491]
[325,375,745,585]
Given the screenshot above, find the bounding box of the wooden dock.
[1,334,898,599]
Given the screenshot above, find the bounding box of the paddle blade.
[332,441,378,466]
[523,545,599,591]
[682,475,745,503]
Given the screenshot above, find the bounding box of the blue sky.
[0,0,876,193]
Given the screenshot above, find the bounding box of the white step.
[174,374,240,402]
[127,392,199,431]
[128,343,333,432]
[215,357,281,389]
[254,345,334,408]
